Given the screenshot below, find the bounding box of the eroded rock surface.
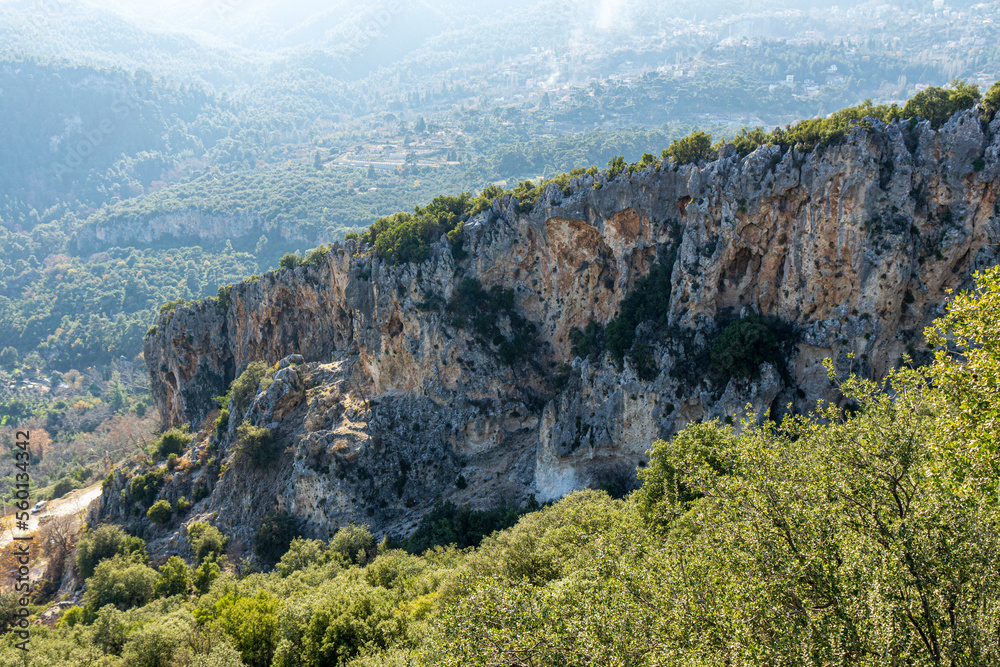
[110,111,1000,545]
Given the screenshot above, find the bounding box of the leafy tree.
[92,605,129,655]
[329,524,375,566]
[300,584,402,667]
[278,253,303,270]
[663,130,713,165]
[606,155,627,180]
[253,511,302,569]
[49,476,76,499]
[193,559,222,595]
[192,640,246,667]
[77,524,140,578]
[155,556,191,598]
[84,554,158,611]
[902,79,980,128]
[188,522,229,564]
[709,315,781,381]
[216,591,280,667]
[981,80,1000,120]
[0,347,18,368]
[276,538,332,576]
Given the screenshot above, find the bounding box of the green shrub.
[147,499,173,524]
[229,361,269,416]
[902,79,979,129]
[363,193,470,265]
[176,496,192,513]
[329,524,376,565]
[447,279,538,365]
[403,499,539,555]
[192,639,245,667]
[299,584,402,666]
[636,420,734,530]
[235,422,279,466]
[121,614,190,667]
[253,511,302,569]
[663,131,713,165]
[130,467,167,508]
[154,427,191,459]
[278,253,303,270]
[604,253,677,364]
[216,591,281,667]
[275,538,332,576]
[159,298,189,316]
[155,556,191,598]
[344,231,360,241]
[92,605,128,655]
[982,80,1000,120]
[49,477,76,500]
[569,320,604,361]
[188,522,228,564]
[0,593,18,633]
[469,183,511,216]
[193,559,221,595]
[304,244,329,266]
[84,554,158,611]
[77,525,130,578]
[709,315,781,381]
[119,535,149,562]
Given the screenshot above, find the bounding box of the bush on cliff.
[129,466,167,509]
[146,499,173,525]
[228,361,269,417]
[153,426,191,459]
[362,193,471,264]
[731,82,980,157]
[709,315,781,381]
[663,130,713,165]
[235,422,279,466]
[447,278,538,365]
[902,79,980,128]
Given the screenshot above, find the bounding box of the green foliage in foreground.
[9,266,1000,665]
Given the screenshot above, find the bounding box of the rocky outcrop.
[75,208,314,252]
[124,109,1000,544]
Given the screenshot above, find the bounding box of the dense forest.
[2,265,998,666]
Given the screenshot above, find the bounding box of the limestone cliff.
[75,207,314,252]
[103,109,1000,550]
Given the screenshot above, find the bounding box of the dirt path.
[0,483,102,548]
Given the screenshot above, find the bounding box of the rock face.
[75,208,313,252]
[119,110,1000,546]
